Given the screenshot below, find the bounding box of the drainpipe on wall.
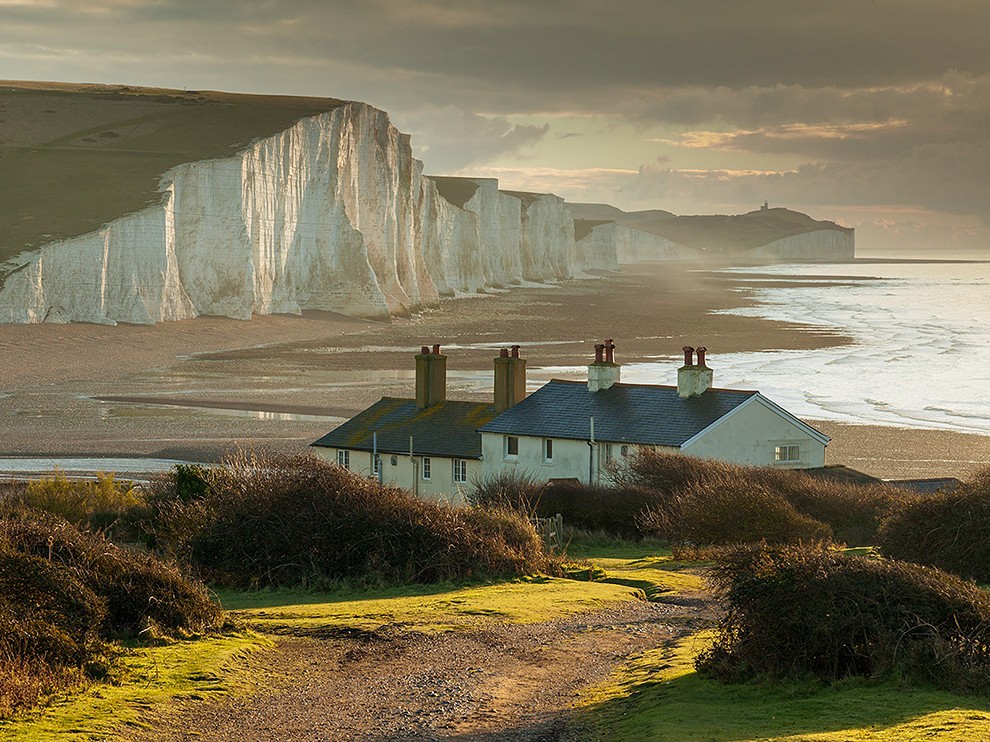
[409,435,418,498]
[588,416,596,485]
[373,432,381,484]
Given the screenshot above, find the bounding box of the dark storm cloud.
[3,0,990,225]
[6,0,990,109]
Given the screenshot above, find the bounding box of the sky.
[3,0,990,255]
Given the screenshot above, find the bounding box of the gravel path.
[144,596,714,741]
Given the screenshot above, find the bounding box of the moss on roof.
[312,398,497,459]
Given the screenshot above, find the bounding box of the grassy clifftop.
[0,81,345,265]
[569,202,852,254]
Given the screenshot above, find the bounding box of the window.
[543,438,553,463]
[620,445,630,458]
[774,445,800,463]
[422,457,432,481]
[604,443,614,463]
[336,449,350,468]
[505,436,519,459]
[453,458,468,483]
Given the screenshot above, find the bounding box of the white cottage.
[478,343,828,485]
[312,342,829,499]
[310,344,522,501]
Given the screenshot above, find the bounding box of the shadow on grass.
[585,652,990,742]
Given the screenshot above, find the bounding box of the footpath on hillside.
[143,589,713,741]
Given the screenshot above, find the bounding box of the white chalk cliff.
[0,101,851,325]
[0,103,626,325]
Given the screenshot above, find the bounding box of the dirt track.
[143,597,713,742]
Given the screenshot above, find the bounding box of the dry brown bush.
[877,468,990,582]
[146,452,551,587]
[0,510,222,717]
[621,451,905,545]
[698,543,990,693]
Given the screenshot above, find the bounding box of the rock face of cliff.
[568,203,855,261]
[0,103,608,324]
[574,221,694,265]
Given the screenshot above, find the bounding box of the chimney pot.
[697,346,708,367]
[605,338,615,364]
[682,345,695,366]
[416,344,447,408]
[494,345,527,412]
[594,344,604,363]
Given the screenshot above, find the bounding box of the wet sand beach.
[0,263,985,479]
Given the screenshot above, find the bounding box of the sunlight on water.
[628,262,990,434]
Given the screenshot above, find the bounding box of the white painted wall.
[312,446,478,503]
[480,433,675,485]
[681,397,826,468]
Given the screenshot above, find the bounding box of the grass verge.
[0,631,269,741]
[581,632,990,742]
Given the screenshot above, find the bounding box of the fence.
[534,513,564,551]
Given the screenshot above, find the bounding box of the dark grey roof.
[311,398,496,459]
[478,380,759,447]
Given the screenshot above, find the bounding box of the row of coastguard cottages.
[311,342,829,501]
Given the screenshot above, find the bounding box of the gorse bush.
[621,452,904,545]
[877,469,990,582]
[12,472,146,536]
[0,510,222,717]
[469,473,659,539]
[698,544,990,694]
[639,475,830,545]
[146,453,550,587]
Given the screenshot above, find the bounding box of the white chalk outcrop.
[575,222,695,266]
[750,229,855,260]
[0,103,598,325]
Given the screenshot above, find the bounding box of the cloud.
[391,106,549,173]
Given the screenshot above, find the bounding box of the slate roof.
[311,398,496,459]
[478,379,760,447]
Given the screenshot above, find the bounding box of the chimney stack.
[415,344,447,409]
[677,344,713,398]
[494,344,527,412]
[588,338,621,392]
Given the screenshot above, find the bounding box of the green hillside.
[568,202,851,254]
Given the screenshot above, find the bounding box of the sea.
[620,261,990,435]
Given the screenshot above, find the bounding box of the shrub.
[638,475,830,545]
[0,510,222,716]
[698,543,990,693]
[13,472,146,536]
[621,451,903,545]
[469,473,663,540]
[877,469,990,582]
[468,470,546,515]
[146,452,550,587]
[1,509,222,637]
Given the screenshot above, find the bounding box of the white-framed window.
[336,449,350,468]
[453,458,468,483]
[620,444,630,458]
[504,436,519,459]
[774,444,800,463]
[543,438,553,463]
[422,457,432,481]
